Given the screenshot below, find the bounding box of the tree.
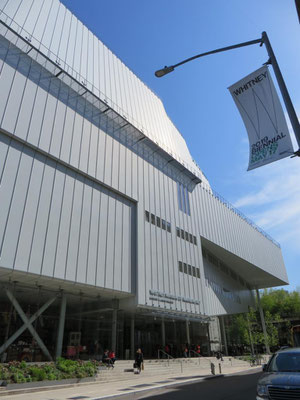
[227,288,300,352]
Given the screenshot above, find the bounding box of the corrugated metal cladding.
[0,133,135,293]
[0,0,288,317]
[0,0,206,185]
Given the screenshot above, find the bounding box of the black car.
[256,347,300,399]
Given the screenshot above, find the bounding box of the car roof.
[276,347,300,354]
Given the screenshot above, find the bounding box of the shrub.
[46,372,57,380]
[0,366,9,381]
[56,358,77,376]
[28,366,47,381]
[1,358,100,384]
[12,372,26,383]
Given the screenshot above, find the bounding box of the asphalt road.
[126,369,262,400]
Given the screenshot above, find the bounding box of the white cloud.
[232,148,300,254]
[234,168,300,208]
[253,197,300,230]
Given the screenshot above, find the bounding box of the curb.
[0,366,259,398]
[0,380,97,397]
[90,367,262,400]
[88,374,224,400]
[0,373,219,398]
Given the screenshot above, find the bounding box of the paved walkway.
[0,365,261,400]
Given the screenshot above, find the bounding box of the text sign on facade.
[228,66,294,170]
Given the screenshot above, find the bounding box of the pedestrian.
[165,344,170,353]
[134,348,144,374]
[183,346,188,358]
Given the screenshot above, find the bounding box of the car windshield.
[268,353,300,372]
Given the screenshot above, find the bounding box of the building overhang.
[201,237,288,289]
[135,305,212,323]
[0,267,134,303]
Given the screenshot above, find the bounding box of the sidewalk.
[0,364,261,400]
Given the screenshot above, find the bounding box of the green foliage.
[261,289,300,317]
[228,289,300,351]
[227,314,250,345]
[12,372,26,383]
[56,358,78,375]
[0,358,99,384]
[28,366,47,381]
[0,365,10,380]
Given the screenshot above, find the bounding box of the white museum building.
[0,0,288,361]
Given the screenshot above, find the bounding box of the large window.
[177,182,191,215]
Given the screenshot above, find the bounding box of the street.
[129,369,261,400]
[0,368,261,400]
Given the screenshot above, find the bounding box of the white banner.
[228,66,294,170]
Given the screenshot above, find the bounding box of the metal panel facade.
[0,0,288,319]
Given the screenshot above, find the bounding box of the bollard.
[211,362,215,375]
[219,363,222,374]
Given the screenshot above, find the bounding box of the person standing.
[134,348,144,374]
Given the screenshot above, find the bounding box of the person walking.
[134,348,144,374]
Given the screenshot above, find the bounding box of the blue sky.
[61,0,300,291]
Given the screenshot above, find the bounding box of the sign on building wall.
[228,66,294,170]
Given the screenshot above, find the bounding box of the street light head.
[154,65,174,77]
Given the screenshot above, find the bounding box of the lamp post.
[155,31,300,155]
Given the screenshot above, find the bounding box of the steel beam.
[0,289,57,360]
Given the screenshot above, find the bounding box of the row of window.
[202,248,250,290]
[145,211,171,233]
[178,261,201,279]
[176,227,197,245]
[205,278,241,304]
[177,182,191,216]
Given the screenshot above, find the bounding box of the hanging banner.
[228,66,294,170]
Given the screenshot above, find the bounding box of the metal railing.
[157,350,218,375]
[157,350,183,372]
[188,349,201,364]
[210,188,280,248]
[157,349,173,364]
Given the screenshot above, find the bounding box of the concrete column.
[256,289,270,354]
[119,313,124,359]
[173,321,177,341]
[220,316,228,356]
[206,323,212,355]
[56,293,67,359]
[186,320,190,346]
[130,316,135,359]
[161,319,166,347]
[111,309,117,352]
